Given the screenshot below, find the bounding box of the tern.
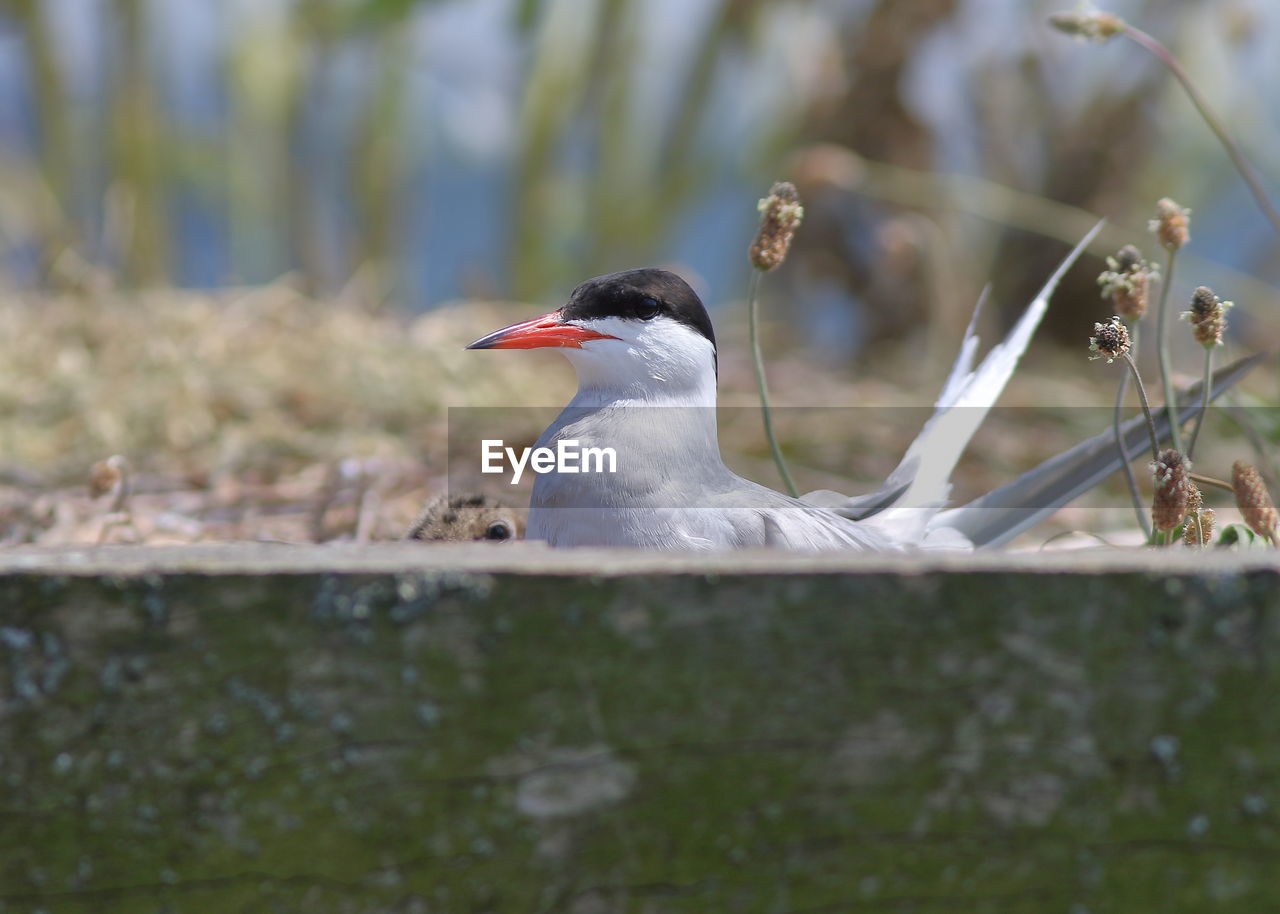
[467,227,1257,550]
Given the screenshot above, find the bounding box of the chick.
[407,493,522,543]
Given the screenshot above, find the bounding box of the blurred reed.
[3,0,771,299]
[510,0,760,297]
[2,0,1275,364]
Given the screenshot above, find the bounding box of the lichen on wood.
[0,545,1276,912]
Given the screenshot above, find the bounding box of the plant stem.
[1122,25,1280,238]
[1189,472,1234,494]
[1186,345,1213,461]
[1113,325,1150,536]
[747,271,799,497]
[1122,352,1161,461]
[1154,248,1184,453]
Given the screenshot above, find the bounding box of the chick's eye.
[636,296,661,320]
[484,521,512,541]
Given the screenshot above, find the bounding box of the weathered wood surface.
[1,545,1277,913]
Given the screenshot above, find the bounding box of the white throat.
[532,315,725,486]
[560,316,718,410]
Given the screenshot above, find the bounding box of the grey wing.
[933,351,1265,547]
[714,481,904,551]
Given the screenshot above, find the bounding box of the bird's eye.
[484,521,512,541]
[636,296,662,320]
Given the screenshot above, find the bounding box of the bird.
[407,493,522,543]
[466,226,1258,550]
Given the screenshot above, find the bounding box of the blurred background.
[1,0,1278,544]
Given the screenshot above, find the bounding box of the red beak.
[465,310,619,350]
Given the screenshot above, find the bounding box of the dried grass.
[0,284,1265,547]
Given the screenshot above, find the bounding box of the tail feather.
[934,284,989,410]
[932,351,1266,547]
[806,221,1105,521]
[896,221,1104,508]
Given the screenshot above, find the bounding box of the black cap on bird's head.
[467,268,715,355]
[559,269,716,351]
